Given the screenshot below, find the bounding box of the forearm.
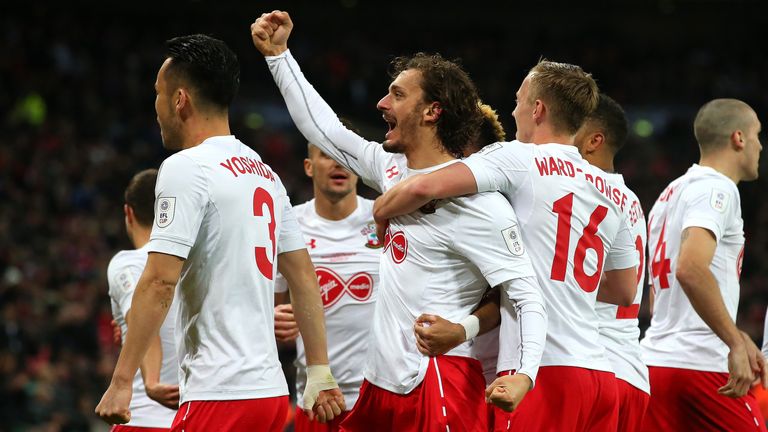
[266,50,373,181]
[112,278,175,385]
[500,277,547,385]
[680,268,742,349]
[139,335,163,387]
[472,286,501,335]
[373,176,435,221]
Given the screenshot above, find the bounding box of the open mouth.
[383,115,397,140]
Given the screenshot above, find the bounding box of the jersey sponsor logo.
[501,224,525,256]
[385,166,400,179]
[383,229,408,263]
[156,197,176,228]
[316,267,373,308]
[478,142,502,155]
[710,189,729,213]
[361,223,382,248]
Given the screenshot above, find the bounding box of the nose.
[377,94,390,111]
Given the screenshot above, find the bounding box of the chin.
[382,140,405,154]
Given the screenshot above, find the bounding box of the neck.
[699,153,741,184]
[585,152,615,173]
[130,225,152,249]
[181,114,231,149]
[404,133,455,169]
[530,125,574,146]
[314,189,358,221]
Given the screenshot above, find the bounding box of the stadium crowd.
[1,2,767,430]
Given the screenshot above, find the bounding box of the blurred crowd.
[1,2,767,430]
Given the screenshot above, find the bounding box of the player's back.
[641,164,744,372]
[595,175,649,393]
[107,245,178,427]
[464,142,637,371]
[151,136,295,403]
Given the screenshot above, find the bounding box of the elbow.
[675,262,695,294]
[409,178,436,202]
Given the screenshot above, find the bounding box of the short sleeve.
[274,271,288,293]
[605,217,639,271]
[275,181,306,255]
[461,141,533,196]
[147,154,208,259]
[450,194,536,287]
[107,255,144,315]
[680,183,735,242]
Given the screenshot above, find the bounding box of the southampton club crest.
[361,222,383,249]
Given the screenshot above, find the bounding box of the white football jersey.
[595,174,649,394]
[108,244,178,427]
[275,196,380,409]
[641,164,745,372]
[267,51,542,394]
[463,142,638,372]
[762,308,768,359]
[147,135,305,403]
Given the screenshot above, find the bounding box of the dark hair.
[125,169,158,227]
[588,94,628,154]
[528,59,599,135]
[391,53,482,158]
[165,34,240,111]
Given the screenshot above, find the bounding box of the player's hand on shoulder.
[250,10,293,56]
[413,314,465,356]
[274,303,299,342]
[486,373,532,412]
[95,382,132,424]
[146,382,180,410]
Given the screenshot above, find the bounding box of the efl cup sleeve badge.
[501,224,525,256]
[710,189,728,213]
[156,197,176,228]
[362,223,383,249]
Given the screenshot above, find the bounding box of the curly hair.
[391,53,483,158]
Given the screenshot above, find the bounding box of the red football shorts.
[506,365,618,432]
[295,406,350,432]
[489,369,515,432]
[111,427,168,432]
[339,355,486,432]
[170,396,288,432]
[616,378,649,432]
[641,366,767,432]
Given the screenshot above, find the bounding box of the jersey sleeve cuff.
[460,159,494,193]
[682,218,722,242]
[147,238,192,260]
[483,266,536,288]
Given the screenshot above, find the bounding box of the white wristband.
[459,315,480,341]
[303,365,339,411]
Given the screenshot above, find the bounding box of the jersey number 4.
[550,193,608,292]
[253,188,276,280]
[650,218,671,290]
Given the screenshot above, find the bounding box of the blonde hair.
[528,60,599,135]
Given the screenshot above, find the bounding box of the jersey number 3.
[253,188,276,280]
[550,193,608,292]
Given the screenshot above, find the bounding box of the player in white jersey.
[273,139,381,432]
[640,99,766,432]
[374,61,640,432]
[95,34,343,431]
[252,11,547,432]
[574,94,649,432]
[107,169,179,432]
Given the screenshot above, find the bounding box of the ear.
[532,99,546,125]
[423,102,442,123]
[175,88,191,118]
[731,130,745,151]
[124,204,135,227]
[303,158,313,178]
[586,132,605,154]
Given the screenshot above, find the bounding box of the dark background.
[1,1,767,430]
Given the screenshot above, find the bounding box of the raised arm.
[96,252,183,424]
[373,162,478,221]
[251,11,384,189]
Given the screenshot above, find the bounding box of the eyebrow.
[390,84,405,93]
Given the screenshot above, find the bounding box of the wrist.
[264,46,289,57]
[459,315,480,341]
